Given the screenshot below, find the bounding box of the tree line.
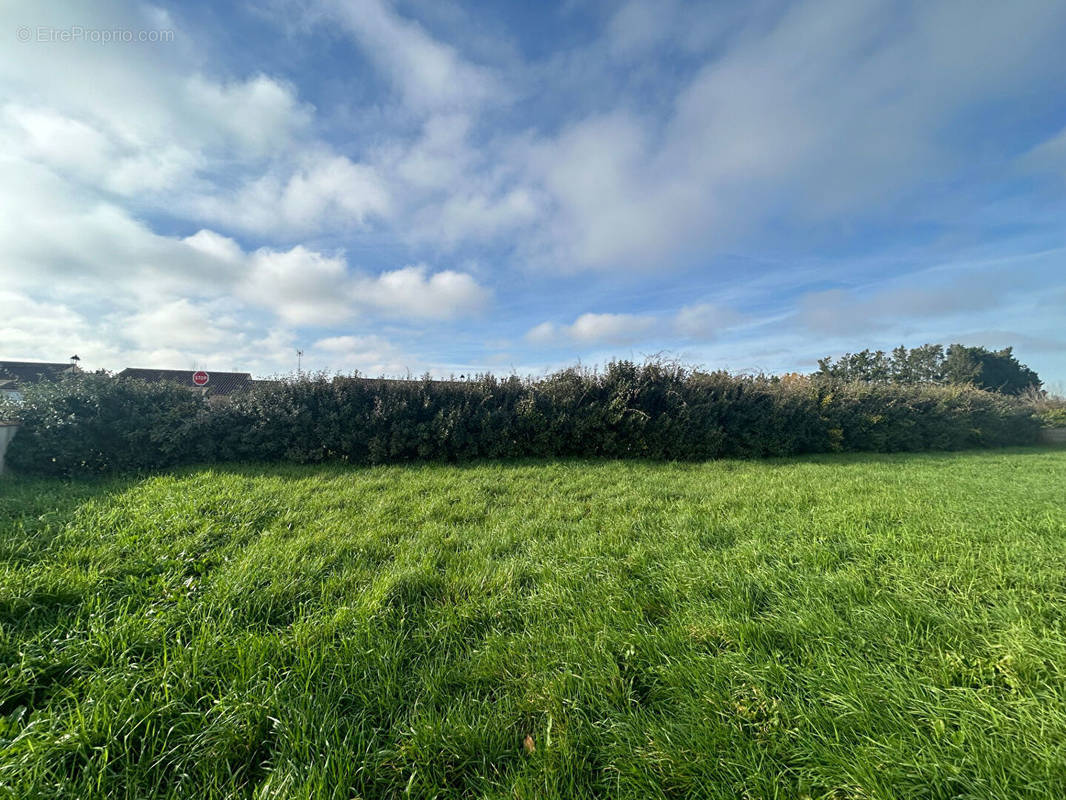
[815,344,1041,395]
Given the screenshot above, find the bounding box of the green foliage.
[2,452,1066,798]
[2,361,1041,476]
[817,343,1042,394]
[943,344,1043,395]
[1,373,212,476]
[1039,408,1066,428]
[1022,388,1066,428]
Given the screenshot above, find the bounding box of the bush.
[1020,388,1066,429]
[1,361,1043,476]
[1,373,212,476]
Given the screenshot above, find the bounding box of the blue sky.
[2,0,1065,385]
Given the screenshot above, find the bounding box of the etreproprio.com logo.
[17,25,175,44]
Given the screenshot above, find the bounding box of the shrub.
[1,361,1043,476]
[2,373,212,476]
[1020,388,1066,429]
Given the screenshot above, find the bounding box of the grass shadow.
[124,443,1063,483]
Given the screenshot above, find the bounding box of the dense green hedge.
[1,362,1042,476]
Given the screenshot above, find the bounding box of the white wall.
[0,424,18,474]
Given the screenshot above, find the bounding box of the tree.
[890,344,944,384]
[817,343,1040,394]
[942,345,1041,395]
[816,349,891,383]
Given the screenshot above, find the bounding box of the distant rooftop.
[0,361,77,385]
[118,368,253,396]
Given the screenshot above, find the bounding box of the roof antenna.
[297,349,303,376]
[70,354,81,372]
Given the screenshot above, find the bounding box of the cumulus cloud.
[195,153,392,235]
[0,104,197,196]
[242,246,355,326]
[183,74,311,157]
[355,265,491,320]
[1,55,310,202]
[0,290,109,363]
[123,299,245,351]
[0,157,487,374]
[0,149,489,329]
[373,113,543,246]
[213,241,492,326]
[238,251,493,326]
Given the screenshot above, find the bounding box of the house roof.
[118,368,253,395]
[0,361,75,385]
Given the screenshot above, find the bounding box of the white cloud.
[183,229,246,264]
[524,112,700,269]
[673,303,745,340]
[123,299,245,351]
[310,334,409,375]
[196,153,392,235]
[525,312,656,346]
[1,68,308,201]
[524,322,560,346]
[183,73,311,157]
[514,0,1066,272]
[355,264,491,320]
[242,246,354,326]
[204,242,492,326]
[415,186,541,246]
[390,113,473,190]
[0,1,338,245]
[372,113,542,246]
[0,147,488,329]
[525,303,748,349]
[315,0,503,113]
[0,284,423,378]
[0,290,109,364]
[570,313,655,344]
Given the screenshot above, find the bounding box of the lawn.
[1,450,1065,799]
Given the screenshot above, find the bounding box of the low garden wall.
[0,423,18,474]
[1040,428,1066,445]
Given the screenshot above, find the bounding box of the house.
[117,368,253,397]
[0,360,78,401]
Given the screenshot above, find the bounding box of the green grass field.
[2,450,1065,799]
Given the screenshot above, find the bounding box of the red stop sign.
[192,371,209,386]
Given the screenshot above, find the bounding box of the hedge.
[1,362,1042,477]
